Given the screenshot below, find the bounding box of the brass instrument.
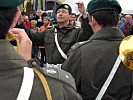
[6,32,20,53]
[119,35,133,70]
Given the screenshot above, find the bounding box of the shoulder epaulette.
[28,58,76,89]
[68,40,91,56]
[42,67,76,90]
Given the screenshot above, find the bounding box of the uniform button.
[32,62,36,66]
[65,75,69,79]
[73,45,75,48]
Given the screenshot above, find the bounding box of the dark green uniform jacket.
[0,40,82,100]
[62,27,132,100]
[19,17,93,64]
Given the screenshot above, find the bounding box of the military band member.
[0,0,82,99]
[18,3,93,68]
[62,0,133,99]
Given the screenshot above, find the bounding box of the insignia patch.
[46,69,57,74]
[64,5,69,9]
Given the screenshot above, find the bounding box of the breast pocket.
[61,37,76,52]
[44,36,55,50]
[44,36,54,44]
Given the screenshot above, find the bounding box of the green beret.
[56,4,72,13]
[0,0,24,8]
[87,0,122,14]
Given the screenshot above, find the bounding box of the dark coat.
[129,25,133,35]
[62,27,132,100]
[31,15,44,28]
[0,40,82,100]
[21,17,93,64]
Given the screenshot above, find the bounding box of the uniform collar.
[89,27,125,41]
[54,23,73,34]
[0,40,28,70]
[55,23,73,29]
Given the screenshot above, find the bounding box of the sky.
[73,0,133,10]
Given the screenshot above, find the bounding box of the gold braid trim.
[33,68,52,100]
[6,32,20,53]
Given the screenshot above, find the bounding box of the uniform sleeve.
[62,83,83,100]
[17,22,46,46]
[75,16,94,42]
[62,48,82,93]
[80,16,94,40]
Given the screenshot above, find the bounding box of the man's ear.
[10,7,21,29]
[91,16,102,33]
[91,16,97,27]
